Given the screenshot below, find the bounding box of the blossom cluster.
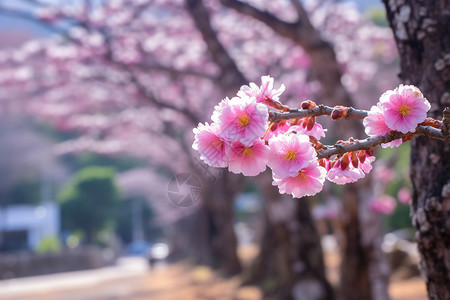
[193,76,430,199]
[363,85,431,148]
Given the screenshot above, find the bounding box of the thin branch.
[185,0,246,91]
[269,104,368,122]
[317,126,446,159]
[127,70,200,125]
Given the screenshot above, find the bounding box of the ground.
[0,245,427,300]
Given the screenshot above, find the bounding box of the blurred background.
[0,0,426,299]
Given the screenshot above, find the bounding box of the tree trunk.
[337,182,391,300]
[383,1,450,298]
[173,172,242,276]
[247,171,334,300]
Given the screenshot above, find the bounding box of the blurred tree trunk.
[337,183,390,300]
[383,1,450,298]
[171,172,242,276]
[246,171,334,300]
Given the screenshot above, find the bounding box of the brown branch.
[127,70,200,125]
[269,104,368,122]
[185,0,246,91]
[318,126,446,159]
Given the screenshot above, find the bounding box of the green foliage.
[58,166,120,244]
[35,236,62,254]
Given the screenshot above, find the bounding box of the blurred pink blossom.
[398,187,412,205]
[369,195,397,215]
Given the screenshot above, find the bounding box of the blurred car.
[126,240,152,257]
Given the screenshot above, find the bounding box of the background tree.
[0,0,397,297]
[58,166,120,244]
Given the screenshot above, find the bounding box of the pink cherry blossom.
[238,75,285,103]
[288,123,326,140]
[326,159,365,185]
[380,84,431,134]
[227,139,268,176]
[364,102,390,137]
[216,96,269,146]
[272,162,327,198]
[192,122,229,168]
[369,195,397,215]
[359,155,376,174]
[267,133,317,178]
[398,187,412,205]
[363,103,402,148]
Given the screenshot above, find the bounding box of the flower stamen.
[398,104,411,116]
[285,150,296,161]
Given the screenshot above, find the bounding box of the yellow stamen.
[297,171,307,180]
[238,114,250,127]
[398,104,411,116]
[242,147,254,158]
[285,150,296,161]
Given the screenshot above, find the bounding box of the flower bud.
[331,106,349,120]
[264,96,289,111]
[301,100,317,110]
[366,148,374,157]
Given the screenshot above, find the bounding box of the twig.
[269,104,368,122]
[318,125,446,159]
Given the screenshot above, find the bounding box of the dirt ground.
[2,244,427,300]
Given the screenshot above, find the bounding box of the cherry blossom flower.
[227,139,268,176]
[272,162,327,198]
[369,195,397,215]
[267,133,317,177]
[363,103,402,148]
[216,96,269,146]
[238,75,285,103]
[192,122,229,168]
[364,102,390,137]
[326,159,365,185]
[380,84,431,134]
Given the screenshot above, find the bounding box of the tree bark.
[383,1,450,298]
[247,171,334,300]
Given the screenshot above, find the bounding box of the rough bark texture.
[248,171,334,300]
[383,1,450,299]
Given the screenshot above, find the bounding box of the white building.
[0,202,59,251]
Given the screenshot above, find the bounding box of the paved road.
[0,257,160,300]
